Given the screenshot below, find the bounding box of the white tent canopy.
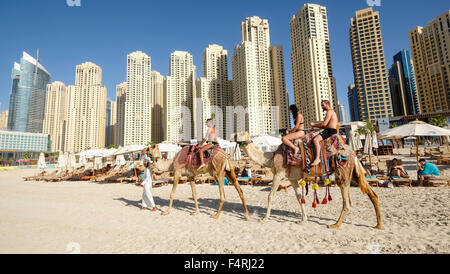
[157,143,182,153]
[114,145,146,156]
[252,135,282,152]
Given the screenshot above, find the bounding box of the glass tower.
[391,50,420,115]
[7,51,51,133]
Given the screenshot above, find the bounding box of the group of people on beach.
[138,100,339,212]
[138,100,442,212]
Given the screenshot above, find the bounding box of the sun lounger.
[423,176,450,187]
[24,170,48,181]
[91,165,125,182]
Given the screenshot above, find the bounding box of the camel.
[146,145,251,221]
[233,132,383,229]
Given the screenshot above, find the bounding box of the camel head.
[231,131,251,143]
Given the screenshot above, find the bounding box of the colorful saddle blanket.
[177,144,221,167]
[286,132,351,176]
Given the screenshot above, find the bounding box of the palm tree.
[430,115,448,145]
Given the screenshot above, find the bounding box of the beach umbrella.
[68,152,76,171]
[57,152,67,169]
[37,152,46,170]
[381,120,450,169]
[372,131,379,149]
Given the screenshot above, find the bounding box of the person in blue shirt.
[418,159,440,186]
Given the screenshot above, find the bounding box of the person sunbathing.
[389,158,409,178]
[282,105,305,157]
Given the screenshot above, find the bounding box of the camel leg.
[261,172,284,223]
[211,172,226,219]
[366,186,384,230]
[162,169,181,216]
[227,169,251,221]
[328,182,351,229]
[290,179,308,224]
[190,180,200,216]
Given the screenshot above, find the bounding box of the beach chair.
[91,164,126,182]
[386,159,412,187]
[423,176,450,187]
[24,170,48,181]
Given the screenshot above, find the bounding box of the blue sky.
[0,0,448,120]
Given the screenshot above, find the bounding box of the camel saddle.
[177,144,222,167]
[285,132,351,176]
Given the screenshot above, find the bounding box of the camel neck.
[243,143,273,168]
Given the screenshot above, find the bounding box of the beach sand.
[0,169,448,254]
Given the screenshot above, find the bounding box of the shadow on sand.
[111,195,370,227]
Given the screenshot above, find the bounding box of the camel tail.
[354,157,376,198]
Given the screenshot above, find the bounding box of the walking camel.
[146,145,251,221]
[233,131,383,229]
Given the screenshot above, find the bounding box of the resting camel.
[146,145,250,220]
[233,132,383,229]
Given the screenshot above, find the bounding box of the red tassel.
[301,197,306,204]
[328,194,332,201]
[312,201,317,208]
[321,197,328,205]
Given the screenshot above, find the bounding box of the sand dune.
[0,169,448,254]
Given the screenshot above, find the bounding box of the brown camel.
[146,145,251,221]
[233,132,383,229]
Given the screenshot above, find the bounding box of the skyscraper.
[388,49,420,116]
[151,70,165,144]
[290,4,338,125]
[337,102,348,123]
[270,46,290,130]
[42,81,67,152]
[115,82,127,147]
[8,51,51,133]
[232,16,281,137]
[109,100,117,146]
[124,51,152,146]
[349,8,392,121]
[165,51,196,142]
[65,62,107,153]
[105,99,112,146]
[409,10,450,113]
[347,84,360,122]
[196,44,231,140]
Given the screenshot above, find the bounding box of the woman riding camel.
[282,105,305,157]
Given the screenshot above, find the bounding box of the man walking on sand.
[310,100,338,166]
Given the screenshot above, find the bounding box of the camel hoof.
[244,215,253,222]
[374,225,384,230]
[190,211,199,216]
[260,217,269,223]
[211,214,220,220]
[296,220,308,225]
[327,224,340,229]
[161,211,170,216]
